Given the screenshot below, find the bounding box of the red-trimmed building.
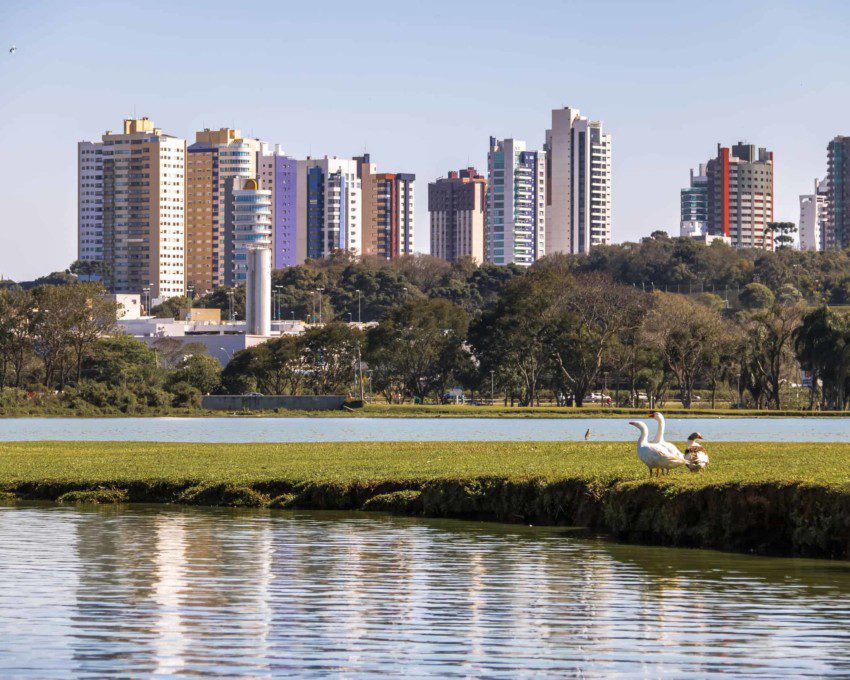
[705,142,774,250]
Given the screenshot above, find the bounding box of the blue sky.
[1,0,848,280]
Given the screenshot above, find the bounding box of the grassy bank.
[2,402,849,419]
[1,440,849,558]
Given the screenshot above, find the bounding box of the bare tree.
[642,292,727,408]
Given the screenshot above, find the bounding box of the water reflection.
[0,505,849,677]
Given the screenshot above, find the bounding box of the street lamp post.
[316,288,324,324]
[274,286,282,321]
[356,289,362,323]
[227,290,235,322]
[490,370,495,404]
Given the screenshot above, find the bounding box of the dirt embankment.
[5,477,849,559]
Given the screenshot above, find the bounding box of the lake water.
[0,416,848,442]
[1,504,849,677]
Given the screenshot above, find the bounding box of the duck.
[649,411,686,461]
[629,421,687,477]
[684,432,710,472]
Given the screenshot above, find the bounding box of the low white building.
[117,318,308,365]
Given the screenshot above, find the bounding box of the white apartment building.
[487,137,546,266]
[544,107,612,254]
[98,118,186,302]
[298,157,362,259]
[799,177,829,252]
[77,141,104,261]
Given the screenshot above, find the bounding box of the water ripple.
[0,505,849,677]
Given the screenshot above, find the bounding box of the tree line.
[6,235,850,410]
[220,260,840,410]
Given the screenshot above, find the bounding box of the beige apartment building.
[186,128,262,293]
[99,117,186,302]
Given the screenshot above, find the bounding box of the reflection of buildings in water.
[151,515,188,675]
[67,508,280,676]
[171,511,274,673]
[70,506,163,676]
[0,506,81,672]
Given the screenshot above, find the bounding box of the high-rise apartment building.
[98,118,185,302]
[77,141,104,262]
[258,145,299,268]
[185,128,261,294]
[680,164,708,237]
[799,178,829,252]
[298,157,362,259]
[428,168,486,264]
[544,107,612,254]
[230,178,272,284]
[374,173,415,258]
[826,136,850,250]
[705,142,774,249]
[487,137,546,266]
[355,155,415,259]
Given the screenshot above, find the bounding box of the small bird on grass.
[685,432,709,472]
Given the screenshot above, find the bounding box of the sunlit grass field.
[1,440,848,490]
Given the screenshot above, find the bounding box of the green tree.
[547,273,644,407]
[738,303,803,409]
[767,222,797,250]
[151,296,191,319]
[82,335,162,388]
[469,273,554,406]
[0,289,34,388]
[365,298,469,403]
[170,354,222,394]
[794,306,850,409]
[301,322,363,395]
[739,282,775,310]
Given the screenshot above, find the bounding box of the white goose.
[629,421,687,477]
[649,411,686,463]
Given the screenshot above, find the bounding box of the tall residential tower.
[543,107,612,254]
[428,168,486,264]
[680,164,708,237]
[98,118,186,302]
[799,178,829,252]
[185,128,261,294]
[77,141,104,262]
[826,136,850,250]
[298,157,362,259]
[355,154,415,259]
[705,142,774,249]
[486,137,546,266]
[258,145,299,268]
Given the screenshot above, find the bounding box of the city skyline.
[4,0,850,280]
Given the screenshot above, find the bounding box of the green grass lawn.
[1,440,848,490]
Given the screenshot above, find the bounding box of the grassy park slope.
[1,440,849,558]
